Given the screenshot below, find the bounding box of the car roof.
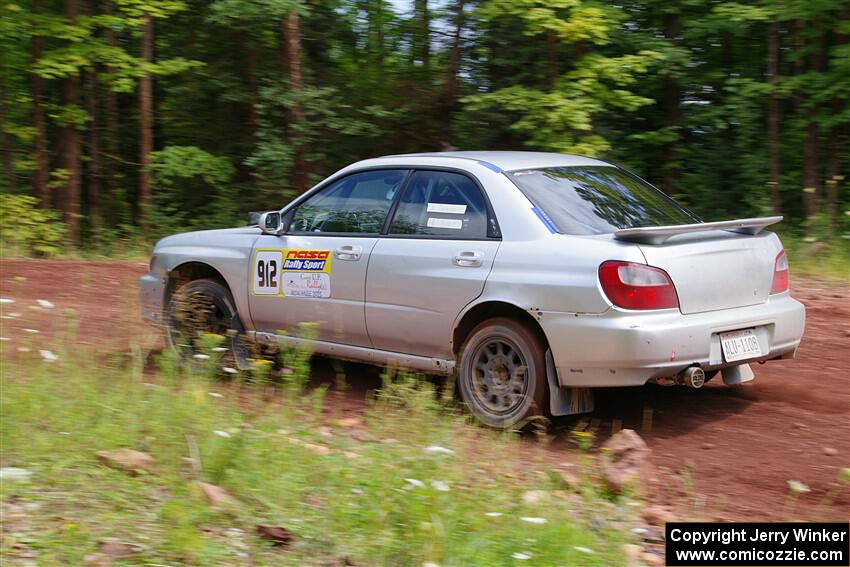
[378,151,612,172]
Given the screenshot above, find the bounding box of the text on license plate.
[720,328,763,363]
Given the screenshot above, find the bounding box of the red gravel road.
[1,258,847,521]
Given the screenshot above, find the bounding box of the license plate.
[720,329,763,362]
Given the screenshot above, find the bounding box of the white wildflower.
[192,353,210,360]
[36,299,55,309]
[39,350,58,363]
[520,517,547,524]
[9,312,20,318]
[404,478,425,489]
[212,347,228,352]
[431,480,450,492]
[787,480,810,494]
[574,547,594,554]
[0,337,9,342]
[208,392,224,398]
[0,298,14,304]
[423,445,454,455]
[485,512,503,517]
[423,563,441,567]
[23,328,40,334]
[0,467,32,481]
[213,430,231,438]
[221,367,238,374]
[511,552,531,560]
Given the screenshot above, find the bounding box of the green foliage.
[147,146,238,237]
[0,195,67,257]
[1,346,632,565]
[0,0,847,244]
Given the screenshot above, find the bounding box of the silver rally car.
[140,151,806,427]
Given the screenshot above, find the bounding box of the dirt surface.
[1,258,848,521]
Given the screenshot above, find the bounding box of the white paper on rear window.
[426,203,467,214]
[426,217,463,229]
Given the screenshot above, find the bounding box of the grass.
[781,234,849,283]
[0,342,634,566]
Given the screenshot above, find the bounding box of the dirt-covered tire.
[166,278,249,370]
[457,317,548,429]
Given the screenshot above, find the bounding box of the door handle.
[453,250,483,267]
[334,244,362,261]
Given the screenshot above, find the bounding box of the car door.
[249,168,409,347]
[365,169,501,358]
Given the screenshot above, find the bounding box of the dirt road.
[1,258,847,521]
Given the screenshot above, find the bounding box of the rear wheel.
[166,278,249,370]
[457,318,548,429]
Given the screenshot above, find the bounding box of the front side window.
[389,170,489,238]
[506,166,699,235]
[290,169,409,234]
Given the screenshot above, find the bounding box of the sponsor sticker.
[253,248,332,297]
[281,249,331,273]
[283,273,331,298]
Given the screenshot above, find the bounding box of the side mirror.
[258,211,282,235]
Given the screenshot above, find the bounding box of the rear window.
[506,166,699,235]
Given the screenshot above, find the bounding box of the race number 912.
[253,250,282,295]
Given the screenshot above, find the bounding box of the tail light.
[598,261,679,310]
[770,250,789,294]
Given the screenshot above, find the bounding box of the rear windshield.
[506,166,699,235]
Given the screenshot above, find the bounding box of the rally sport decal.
[252,249,331,298]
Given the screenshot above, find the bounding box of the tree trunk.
[766,17,781,215]
[414,0,430,70]
[30,0,49,206]
[86,68,101,231]
[103,0,119,204]
[661,10,681,196]
[801,22,820,225]
[825,15,846,233]
[365,0,385,68]
[59,0,82,245]
[139,13,153,233]
[376,0,385,68]
[440,0,465,140]
[245,38,258,138]
[546,30,557,88]
[0,85,16,192]
[282,10,307,193]
[825,99,841,234]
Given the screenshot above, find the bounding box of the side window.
[389,171,489,238]
[290,169,409,234]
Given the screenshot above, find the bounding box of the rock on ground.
[95,449,154,476]
[197,481,240,508]
[600,429,651,493]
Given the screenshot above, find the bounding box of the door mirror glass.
[258,211,282,234]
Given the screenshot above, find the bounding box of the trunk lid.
[636,231,779,315]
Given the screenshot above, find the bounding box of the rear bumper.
[540,293,805,387]
[139,273,166,325]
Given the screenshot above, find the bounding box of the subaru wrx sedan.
[140,152,806,428]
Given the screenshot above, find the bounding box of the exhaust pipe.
[677,366,706,389]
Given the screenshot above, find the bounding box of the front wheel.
[166,278,249,370]
[457,318,548,429]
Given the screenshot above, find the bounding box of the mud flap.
[722,363,755,385]
[546,349,594,416]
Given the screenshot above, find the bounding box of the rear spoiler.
[613,216,783,245]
